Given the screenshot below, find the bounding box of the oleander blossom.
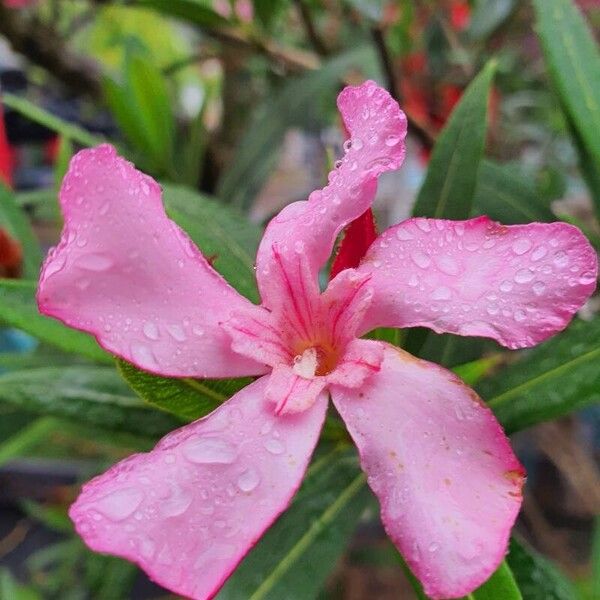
[37,81,597,599]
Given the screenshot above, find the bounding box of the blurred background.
[0,1,599,598]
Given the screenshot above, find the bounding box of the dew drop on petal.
[76,253,113,271]
[499,280,513,293]
[410,250,431,269]
[237,468,260,492]
[514,268,534,284]
[263,438,285,455]
[182,437,237,464]
[531,245,548,261]
[166,324,187,342]
[143,321,160,341]
[532,281,546,296]
[431,286,451,300]
[512,239,532,255]
[579,271,597,285]
[395,228,414,241]
[95,488,144,521]
[553,251,569,268]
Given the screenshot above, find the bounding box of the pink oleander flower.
[37,82,597,599]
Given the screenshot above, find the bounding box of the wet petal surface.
[38,145,264,377]
[332,344,524,599]
[70,377,328,600]
[357,217,597,348]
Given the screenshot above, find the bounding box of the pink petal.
[265,364,327,415]
[255,81,406,315]
[332,344,524,599]
[38,145,265,377]
[357,217,597,348]
[70,376,328,600]
[326,338,383,388]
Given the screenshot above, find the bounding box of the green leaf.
[479,316,600,434]
[465,560,522,600]
[162,184,262,301]
[218,446,369,600]
[1,93,103,147]
[507,538,578,600]
[534,0,600,167]
[104,51,176,176]
[467,0,515,40]
[413,60,496,219]
[217,46,379,211]
[473,160,555,224]
[0,280,111,363]
[136,0,229,27]
[0,366,183,437]
[0,417,59,468]
[118,359,250,421]
[0,184,43,279]
[0,568,41,600]
[54,136,74,190]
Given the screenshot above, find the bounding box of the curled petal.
[326,338,383,388]
[357,217,597,348]
[332,344,524,599]
[255,81,407,317]
[70,377,328,600]
[38,145,264,377]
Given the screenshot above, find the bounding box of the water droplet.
[237,468,260,492]
[431,286,451,300]
[343,139,352,153]
[499,280,513,293]
[410,250,431,269]
[436,255,460,276]
[408,274,419,287]
[160,486,193,517]
[76,253,113,271]
[130,342,157,368]
[514,309,526,322]
[167,324,187,342]
[260,422,273,436]
[264,438,285,455]
[143,321,160,341]
[553,251,569,268]
[416,220,432,232]
[183,437,237,464]
[95,488,144,521]
[531,246,547,261]
[192,325,205,337]
[532,281,546,296]
[395,228,414,241]
[514,268,534,284]
[512,239,532,255]
[352,137,363,150]
[428,542,439,553]
[385,134,401,147]
[579,271,596,285]
[486,304,499,316]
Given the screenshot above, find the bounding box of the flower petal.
[266,364,327,415]
[331,343,524,599]
[255,81,407,314]
[70,376,328,600]
[38,145,265,377]
[357,217,597,348]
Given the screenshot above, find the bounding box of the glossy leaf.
[162,183,262,301]
[0,280,111,363]
[1,93,103,147]
[533,0,600,167]
[479,317,600,434]
[118,359,251,421]
[412,61,496,219]
[507,538,577,600]
[466,560,522,600]
[0,366,183,437]
[218,446,369,600]
[473,160,555,224]
[0,184,42,279]
[217,46,380,210]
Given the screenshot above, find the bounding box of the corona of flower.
[37,82,597,599]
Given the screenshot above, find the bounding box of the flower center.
[292,343,339,378]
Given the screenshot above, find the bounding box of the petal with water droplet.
[332,344,524,599]
[357,217,597,349]
[70,377,328,600]
[37,145,265,378]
